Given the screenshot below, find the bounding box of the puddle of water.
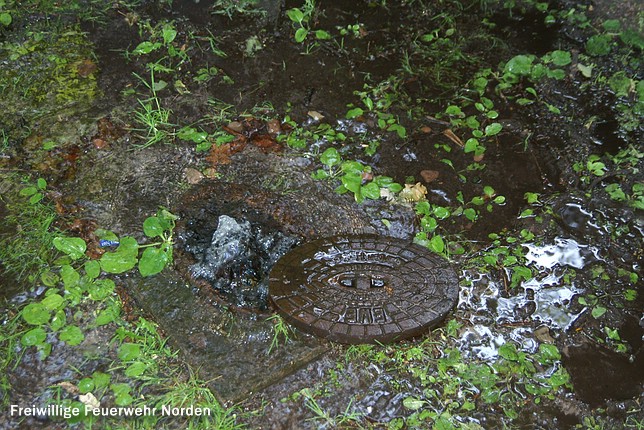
[524,237,601,270]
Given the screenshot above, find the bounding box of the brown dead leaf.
[76,59,98,78]
[266,119,282,136]
[56,381,79,395]
[420,125,432,134]
[206,143,232,166]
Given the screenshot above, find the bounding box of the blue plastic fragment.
[99,239,120,247]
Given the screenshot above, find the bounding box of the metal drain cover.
[269,235,459,344]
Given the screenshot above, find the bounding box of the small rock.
[420,170,439,183]
[92,138,108,149]
[473,154,485,162]
[184,167,204,184]
[226,121,244,133]
[307,110,325,121]
[420,125,432,134]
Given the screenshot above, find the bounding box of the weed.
[0,176,58,284]
[266,314,293,355]
[131,68,175,148]
[212,0,266,19]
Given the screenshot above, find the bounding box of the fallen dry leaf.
[420,170,440,183]
[443,129,464,147]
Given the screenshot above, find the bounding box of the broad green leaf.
[95,305,120,326]
[78,378,95,394]
[361,182,381,200]
[59,325,84,346]
[315,29,331,40]
[89,279,116,301]
[498,343,518,360]
[586,34,612,56]
[320,147,341,167]
[346,107,364,119]
[402,397,424,410]
[132,41,161,55]
[143,216,164,238]
[22,328,47,346]
[19,186,37,197]
[286,8,304,23]
[341,174,362,194]
[41,293,64,311]
[100,237,139,274]
[93,372,111,390]
[138,247,168,277]
[549,50,572,66]
[429,235,445,253]
[40,270,59,287]
[22,303,50,325]
[53,237,87,260]
[0,12,12,26]
[60,265,80,288]
[504,55,533,75]
[125,362,148,378]
[294,27,308,43]
[341,160,364,176]
[162,24,177,44]
[591,306,607,319]
[50,309,66,331]
[37,178,47,189]
[84,260,101,279]
[484,123,502,136]
[118,343,141,361]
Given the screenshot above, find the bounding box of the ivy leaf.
[320,147,341,167]
[53,237,87,260]
[41,293,65,311]
[402,397,425,410]
[346,107,364,119]
[429,235,445,253]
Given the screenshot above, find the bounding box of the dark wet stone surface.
[269,234,459,344]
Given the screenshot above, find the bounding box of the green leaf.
[586,34,612,56]
[78,378,95,394]
[315,29,331,40]
[138,247,169,277]
[89,279,116,300]
[483,185,495,197]
[0,12,12,26]
[498,343,518,361]
[538,344,561,364]
[346,107,364,119]
[96,304,120,326]
[294,27,308,43]
[29,193,44,204]
[22,328,47,346]
[504,55,534,75]
[40,271,59,287]
[53,237,87,260]
[125,362,149,378]
[433,206,450,219]
[19,186,38,197]
[41,293,64,311]
[143,216,164,238]
[361,182,381,200]
[464,138,479,153]
[484,123,502,136]
[60,265,80,288]
[22,303,50,325]
[402,397,425,410]
[341,174,362,194]
[591,306,607,319]
[320,147,341,167]
[549,50,572,66]
[50,309,66,331]
[286,8,304,23]
[132,41,161,55]
[162,24,177,44]
[37,178,47,190]
[118,343,141,361]
[429,235,445,253]
[84,260,101,280]
[59,325,84,346]
[100,237,139,274]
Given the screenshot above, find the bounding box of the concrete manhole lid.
[269,235,459,344]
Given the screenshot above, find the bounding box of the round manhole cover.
[269,235,459,344]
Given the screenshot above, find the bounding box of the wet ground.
[0,0,642,429]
